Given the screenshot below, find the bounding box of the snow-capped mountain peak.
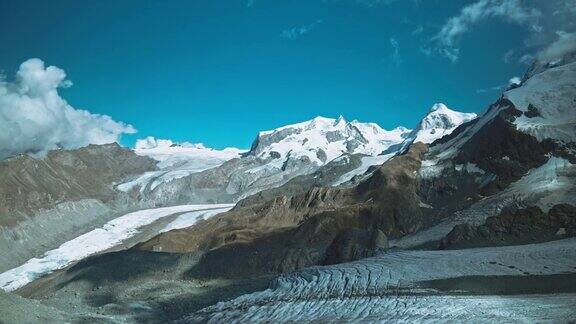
[248,116,412,167]
[411,103,477,144]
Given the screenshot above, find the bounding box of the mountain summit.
[407,103,477,145]
[247,116,411,167]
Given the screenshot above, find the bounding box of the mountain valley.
[1,50,575,323]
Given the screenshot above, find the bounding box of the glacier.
[0,204,233,292]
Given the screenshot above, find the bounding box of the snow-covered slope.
[334,105,476,185]
[407,103,477,145]
[409,52,576,247]
[248,116,411,168]
[117,137,245,192]
[505,61,576,143]
[134,137,244,171]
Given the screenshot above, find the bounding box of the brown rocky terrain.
[0,143,159,272]
[439,204,576,249]
[0,143,157,227]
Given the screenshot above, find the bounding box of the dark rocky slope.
[439,204,576,249]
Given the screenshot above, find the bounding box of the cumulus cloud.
[0,58,136,160]
[280,20,323,39]
[434,0,541,61]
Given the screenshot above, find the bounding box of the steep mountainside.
[247,116,410,165]
[336,103,477,185]
[139,143,430,276]
[5,53,575,324]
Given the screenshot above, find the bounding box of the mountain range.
[0,50,575,323]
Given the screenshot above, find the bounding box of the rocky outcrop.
[323,228,388,265]
[439,204,576,249]
[139,52,576,282]
[454,100,559,195]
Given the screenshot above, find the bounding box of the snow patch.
[161,207,233,233]
[333,154,394,185]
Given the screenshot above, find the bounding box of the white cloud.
[537,31,576,62]
[434,0,541,61]
[436,0,541,46]
[0,58,136,160]
[389,37,402,66]
[280,20,323,40]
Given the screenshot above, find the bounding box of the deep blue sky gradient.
[0,0,533,148]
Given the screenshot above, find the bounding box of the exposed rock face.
[0,143,157,227]
[323,228,388,265]
[439,204,576,249]
[453,100,560,195]
[236,153,364,208]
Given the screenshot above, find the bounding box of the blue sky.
[0,0,573,149]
